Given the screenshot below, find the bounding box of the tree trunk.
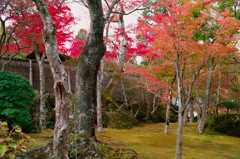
[32,0,71,158]
[216,72,221,117]
[164,89,172,134]
[75,0,106,137]
[189,98,194,123]
[183,108,188,126]
[175,75,184,159]
[97,58,104,132]
[175,54,184,159]
[235,76,240,110]
[227,73,232,101]
[35,49,46,130]
[197,59,215,133]
[196,80,201,122]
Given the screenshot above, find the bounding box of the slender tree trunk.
[35,49,46,130]
[197,59,215,133]
[29,60,33,85]
[235,76,240,110]
[164,89,172,134]
[75,1,106,137]
[216,72,221,117]
[227,73,232,101]
[196,80,201,122]
[97,58,104,132]
[189,98,194,123]
[32,0,71,158]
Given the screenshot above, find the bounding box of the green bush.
[208,114,240,137]
[0,71,35,132]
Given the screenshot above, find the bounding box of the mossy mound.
[16,133,105,159]
[208,114,240,137]
[107,110,139,129]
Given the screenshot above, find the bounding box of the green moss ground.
[25,123,240,158]
[96,123,240,159]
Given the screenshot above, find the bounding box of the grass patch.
[96,123,240,159]
[24,123,240,158]
[26,129,54,149]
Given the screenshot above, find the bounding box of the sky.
[66,1,142,36]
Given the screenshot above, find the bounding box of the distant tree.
[218,101,239,114]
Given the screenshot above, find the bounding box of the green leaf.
[1,122,8,126]
[0,145,8,157]
[9,143,17,149]
[7,152,15,159]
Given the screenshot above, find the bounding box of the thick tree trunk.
[35,50,47,130]
[175,54,184,159]
[32,1,71,158]
[97,58,104,132]
[164,90,172,134]
[197,59,215,133]
[75,0,106,137]
[183,108,188,126]
[175,75,184,159]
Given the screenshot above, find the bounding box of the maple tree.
[132,0,240,158]
[0,0,33,69]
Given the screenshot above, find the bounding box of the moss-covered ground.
[96,123,240,159]
[26,123,240,158]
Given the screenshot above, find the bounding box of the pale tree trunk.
[175,70,184,159]
[216,72,221,117]
[196,80,201,122]
[183,108,188,126]
[35,47,47,130]
[164,89,172,134]
[197,59,216,133]
[75,0,107,137]
[97,58,104,132]
[32,0,71,158]
[189,97,194,123]
[227,73,232,101]
[105,6,127,95]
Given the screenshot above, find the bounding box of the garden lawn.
[26,123,240,158]
[96,123,240,159]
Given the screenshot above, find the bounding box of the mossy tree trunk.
[75,0,120,137]
[32,0,71,158]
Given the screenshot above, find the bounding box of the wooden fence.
[0,58,149,101]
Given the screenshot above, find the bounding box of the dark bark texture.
[75,0,106,137]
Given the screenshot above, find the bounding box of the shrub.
[0,71,35,131]
[208,114,240,137]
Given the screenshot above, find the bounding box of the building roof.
[25,51,70,62]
